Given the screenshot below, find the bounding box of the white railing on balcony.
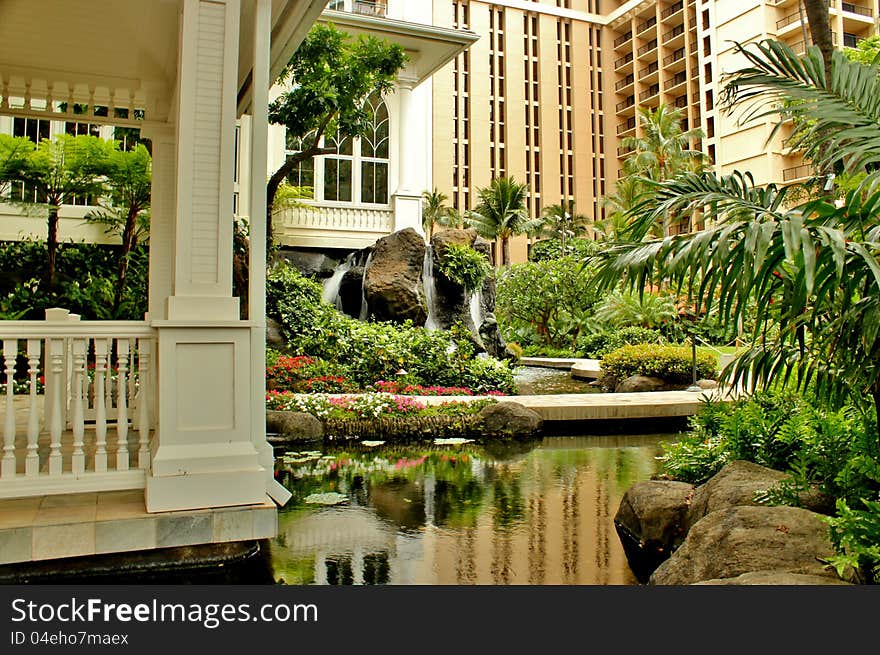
[274,204,394,236]
[0,309,156,499]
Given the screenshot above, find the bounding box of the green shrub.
[436,243,492,292]
[592,289,678,331]
[600,343,717,385]
[529,238,599,262]
[266,354,356,393]
[577,326,665,358]
[266,262,517,394]
[826,497,880,584]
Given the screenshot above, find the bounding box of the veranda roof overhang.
[0,0,327,128]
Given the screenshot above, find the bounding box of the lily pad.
[304,492,349,506]
[433,438,474,445]
[361,440,386,447]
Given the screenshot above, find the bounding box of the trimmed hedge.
[577,327,665,358]
[600,344,718,385]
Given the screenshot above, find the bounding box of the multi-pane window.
[285,131,316,198]
[360,94,389,204]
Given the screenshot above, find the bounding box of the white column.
[145,0,264,513]
[392,76,423,234]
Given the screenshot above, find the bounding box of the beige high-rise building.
[431,0,878,262]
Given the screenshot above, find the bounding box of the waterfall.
[469,287,483,332]
[321,253,355,309]
[423,245,439,331]
[358,251,373,321]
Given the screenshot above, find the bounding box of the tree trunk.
[501,237,510,267]
[803,0,833,81]
[113,206,140,315]
[46,203,60,291]
[873,383,880,451]
[798,1,810,50]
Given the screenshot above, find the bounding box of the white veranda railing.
[0,309,156,498]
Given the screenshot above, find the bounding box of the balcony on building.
[782,163,814,182]
[664,71,688,92]
[618,144,634,159]
[636,15,657,36]
[639,83,660,103]
[616,95,636,115]
[614,30,633,50]
[674,94,688,109]
[661,1,684,23]
[662,23,686,48]
[663,47,687,72]
[614,51,634,70]
[617,116,637,135]
[638,61,660,85]
[638,38,659,57]
[615,73,635,94]
[327,0,388,18]
[787,32,839,55]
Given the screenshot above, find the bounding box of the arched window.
[360,94,390,204]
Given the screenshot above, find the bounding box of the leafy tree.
[598,175,649,241]
[266,23,407,245]
[466,176,541,266]
[534,200,591,254]
[620,104,707,236]
[844,34,880,66]
[13,134,114,290]
[84,143,151,313]
[590,41,880,447]
[0,134,34,196]
[421,188,456,240]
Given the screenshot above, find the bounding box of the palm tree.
[421,188,455,240]
[535,200,591,254]
[466,176,541,266]
[591,40,880,447]
[599,176,651,241]
[621,104,707,236]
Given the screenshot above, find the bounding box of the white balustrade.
[0,311,156,498]
[275,204,395,235]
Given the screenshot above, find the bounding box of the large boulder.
[279,249,341,279]
[650,505,840,585]
[266,411,323,444]
[478,401,543,439]
[430,228,483,334]
[693,571,852,585]
[363,229,427,324]
[479,313,517,361]
[615,375,668,393]
[614,480,695,582]
[339,263,367,318]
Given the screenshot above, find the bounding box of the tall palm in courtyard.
[536,200,591,254]
[467,176,540,266]
[591,40,880,446]
[421,188,455,240]
[621,104,707,236]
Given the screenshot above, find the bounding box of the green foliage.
[528,237,599,262]
[842,34,880,67]
[436,243,492,292]
[0,134,35,195]
[533,201,592,251]
[600,343,717,386]
[0,240,148,320]
[825,497,880,584]
[496,256,600,349]
[266,262,516,393]
[577,326,666,358]
[592,289,678,331]
[658,391,880,507]
[421,188,457,238]
[466,176,540,265]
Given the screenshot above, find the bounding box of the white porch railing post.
[115,338,130,471]
[2,339,17,477]
[25,339,41,476]
[70,337,86,474]
[93,337,108,473]
[47,337,64,477]
[136,338,151,469]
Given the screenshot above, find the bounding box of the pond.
[268,432,675,585]
[514,366,601,395]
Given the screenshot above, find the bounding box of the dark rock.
[685,460,787,531]
[363,228,427,324]
[430,229,481,334]
[339,265,366,318]
[650,505,840,585]
[478,401,543,439]
[266,317,286,351]
[615,375,668,393]
[696,379,718,390]
[266,411,323,443]
[692,571,852,585]
[479,313,516,360]
[614,480,695,583]
[279,249,342,279]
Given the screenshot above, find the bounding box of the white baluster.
[25,339,41,476]
[2,339,17,478]
[115,339,130,470]
[136,339,151,469]
[70,338,86,474]
[48,338,64,476]
[93,338,108,473]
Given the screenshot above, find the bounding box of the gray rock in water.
[614,480,695,582]
[266,411,323,444]
[363,228,427,324]
[479,313,515,360]
[650,505,840,585]
[430,228,482,334]
[279,249,342,279]
[615,375,668,393]
[478,401,543,439]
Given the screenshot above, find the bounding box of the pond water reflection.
[514,366,601,395]
[270,434,674,585]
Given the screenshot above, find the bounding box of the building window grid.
[557,18,574,204]
[452,0,471,211]
[489,7,507,181]
[524,13,541,219]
